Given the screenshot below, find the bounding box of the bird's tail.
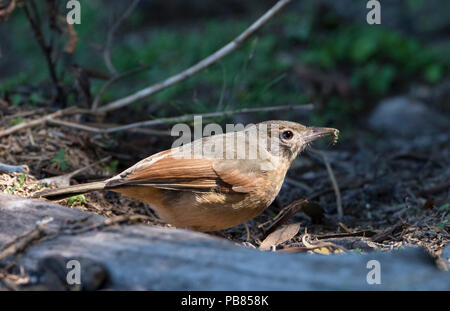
[33,181,106,200]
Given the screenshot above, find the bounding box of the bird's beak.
[304,127,339,144]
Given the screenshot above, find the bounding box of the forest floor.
[0,1,449,292]
[0,105,448,261]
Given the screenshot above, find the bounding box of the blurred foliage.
[300,24,445,88]
[51,149,69,171]
[68,194,86,206]
[104,159,119,173]
[9,116,24,126]
[0,1,447,127]
[3,173,26,194]
[295,11,447,124]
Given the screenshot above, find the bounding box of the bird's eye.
[281,130,294,140]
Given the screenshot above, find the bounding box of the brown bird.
[35,120,338,232]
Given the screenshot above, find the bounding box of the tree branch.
[23,0,65,104]
[48,104,313,134]
[0,107,77,138]
[91,64,152,111]
[0,0,16,24]
[310,148,343,218]
[97,0,291,113]
[103,0,141,76]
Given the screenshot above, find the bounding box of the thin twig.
[244,223,251,242]
[310,148,343,218]
[0,0,16,23]
[38,156,111,187]
[1,108,45,125]
[92,64,152,111]
[0,107,77,138]
[103,0,141,76]
[98,0,291,113]
[46,117,103,133]
[22,0,65,104]
[48,104,313,134]
[0,225,48,262]
[82,122,171,136]
[315,231,376,240]
[284,177,312,192]
[263,199,310,237]
[338,222,352,233]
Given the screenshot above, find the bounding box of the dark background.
[1,0,449,127]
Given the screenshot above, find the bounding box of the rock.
[442,244,450,262]
[0,194,449,290]
[368,96,447,138]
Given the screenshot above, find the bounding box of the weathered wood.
[0,194,448,290]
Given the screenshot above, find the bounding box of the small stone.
[368,96,447,138]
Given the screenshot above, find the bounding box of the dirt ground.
[0,106,449,259]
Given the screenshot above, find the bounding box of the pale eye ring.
[281,130,294,140]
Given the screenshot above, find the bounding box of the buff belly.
[113,186,275,232]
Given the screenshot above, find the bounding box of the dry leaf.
[311,247,331,255]
[262,200,323,241]
[277,245,344,254]
[300,234,346,255]
[259,222,300,250]
[311,247,344,255]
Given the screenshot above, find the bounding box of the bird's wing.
[105,149,264,193]
[211,160,266,193]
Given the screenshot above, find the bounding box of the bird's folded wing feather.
[105,150,263,193]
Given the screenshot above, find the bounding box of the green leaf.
[51,149,69,171]
[424,63,444,83]
[18,174,26,187]
[439,203,450,211]
[104,160,119,172]
[11,94,22,106]
[9,117,24,126]
[371,65,396,94]
[351,37,378,63]
[68,195,86,206]
[29,93,42,103]
[301,49,335,70]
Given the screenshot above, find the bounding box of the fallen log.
[0,194,448,290]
